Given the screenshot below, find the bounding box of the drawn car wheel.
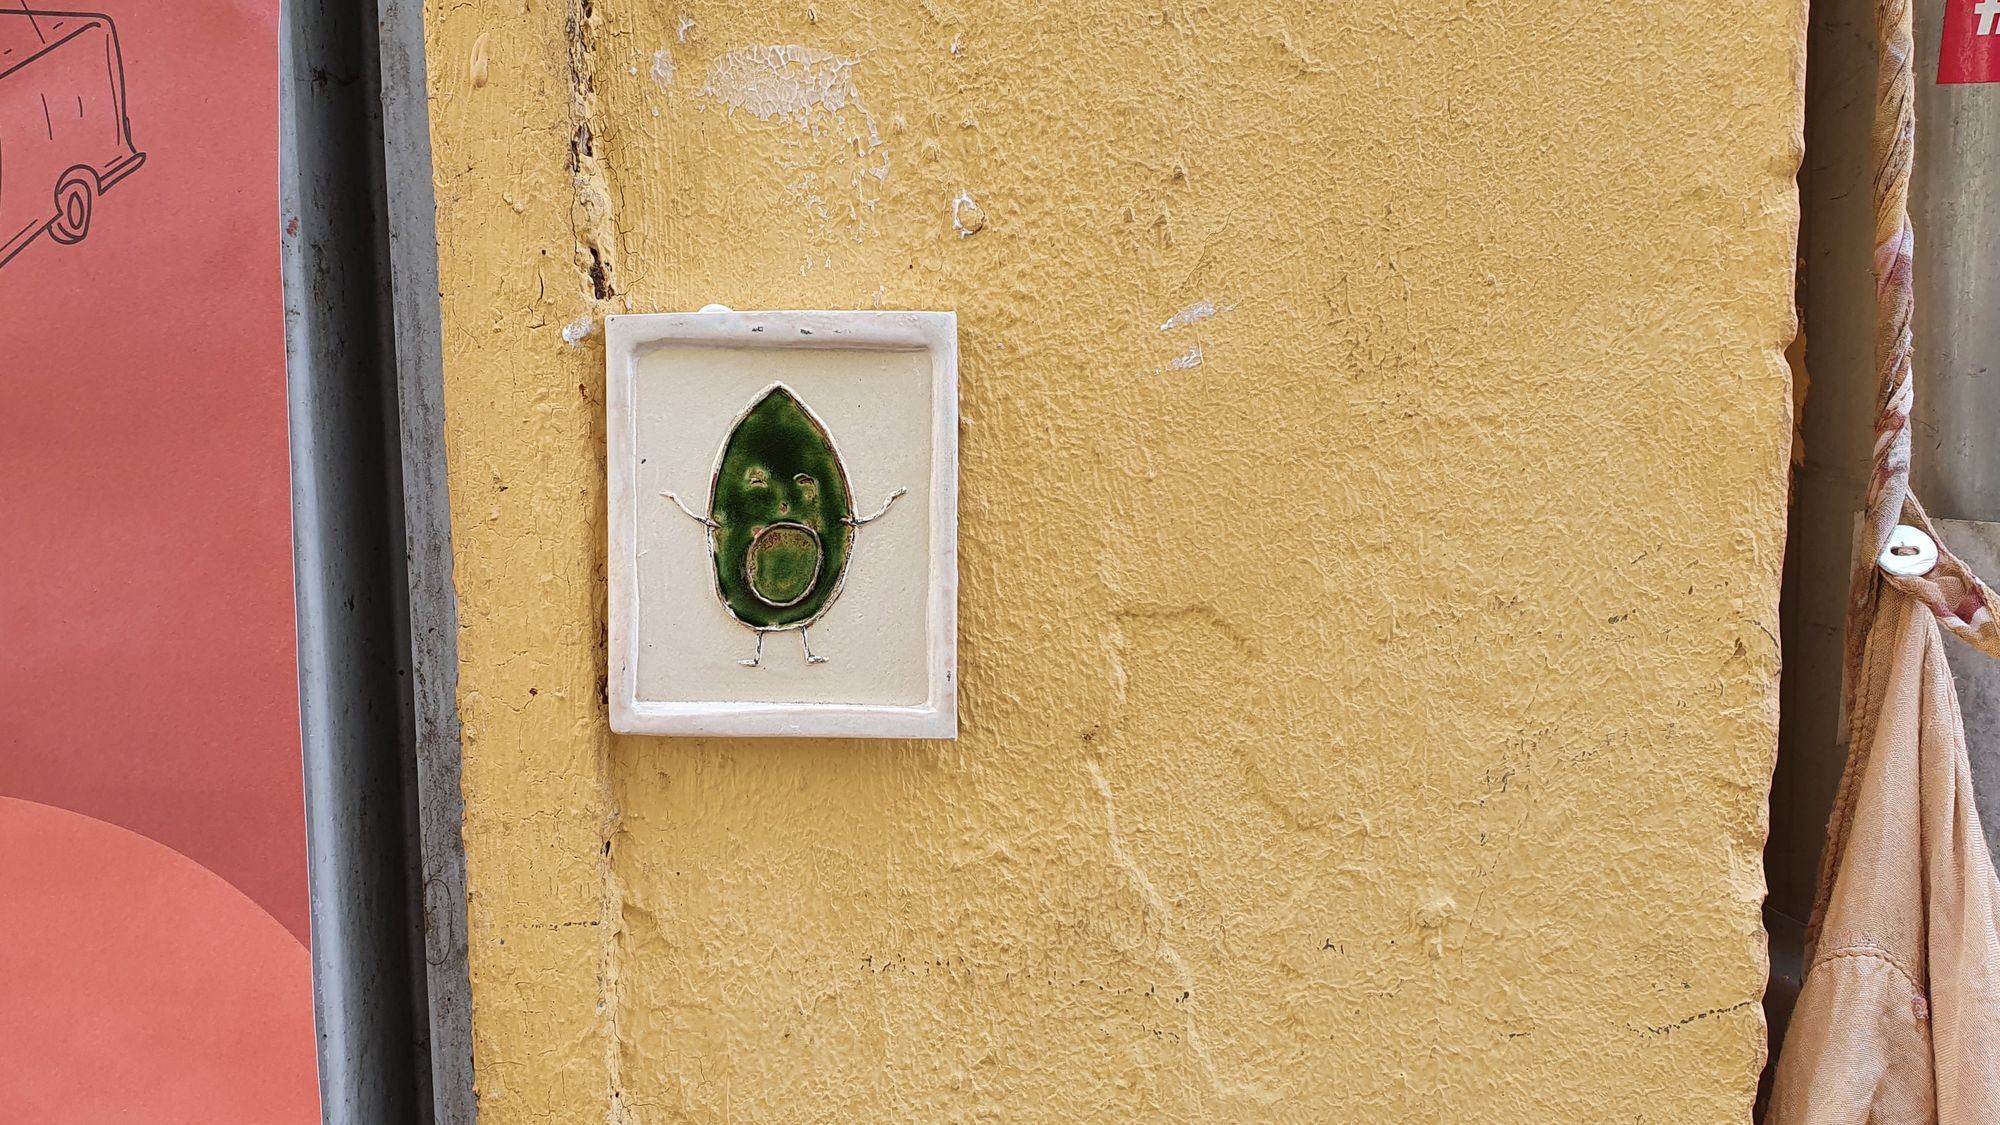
[49,173,97,245]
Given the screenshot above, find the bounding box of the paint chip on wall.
[1161,300,1221,331]
[952,191,985,237]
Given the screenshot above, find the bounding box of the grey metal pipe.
[281,0,475,1119]
[280,0,430,1116]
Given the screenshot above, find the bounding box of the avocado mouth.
[743,522,823,608]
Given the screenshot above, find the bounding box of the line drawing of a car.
[0,7,145,271]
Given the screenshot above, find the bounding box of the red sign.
[0,1,320,1119]
[1940,0,2000,83]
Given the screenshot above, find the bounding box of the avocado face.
[707,385,853,629]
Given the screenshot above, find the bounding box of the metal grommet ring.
[1879,524,1939,577]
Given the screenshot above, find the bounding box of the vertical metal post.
[280,0,473,1119]
[377,0,479,1117]
[281,0,428,1118]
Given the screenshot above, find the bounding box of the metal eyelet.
[1879,524,1939,578]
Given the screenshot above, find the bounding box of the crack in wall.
[1107,603,1348,837]
[1083,758,1278,1109]
[564,0,620,304]
[598,808,630,1124]
[1641,1000,1759,1037]
[559,11,626,1114]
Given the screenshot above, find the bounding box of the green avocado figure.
[666,384,904,666]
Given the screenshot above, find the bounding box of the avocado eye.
[745,467,769,488]
[794,474,818,501]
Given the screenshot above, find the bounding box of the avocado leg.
[738,632,765,667]
[800,628,829,665]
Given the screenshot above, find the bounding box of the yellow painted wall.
[424,1,1802,1119]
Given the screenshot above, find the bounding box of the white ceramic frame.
[605,310,958,739]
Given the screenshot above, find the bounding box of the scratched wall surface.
[424,0,1802,1119]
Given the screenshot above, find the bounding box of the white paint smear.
[651,48,674,87]
[698,44,890,228]
[701,45,874,135]
[677,16,696,42]
[1168,344,1203,370]
[1161,300,1220,331]
[562,315,595,346]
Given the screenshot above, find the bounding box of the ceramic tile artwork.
[606,311,957,739]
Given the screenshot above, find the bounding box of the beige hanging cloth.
[1766,0,2000,1113]
[1767,585,2000,1122]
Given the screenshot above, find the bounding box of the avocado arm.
[663,490,718,528]
[848,487,908,526]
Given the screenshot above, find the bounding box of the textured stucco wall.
[424,1,1802,1119]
